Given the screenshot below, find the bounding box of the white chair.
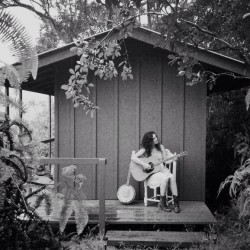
[144,157,177,207]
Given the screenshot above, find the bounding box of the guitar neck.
[126,169,131,185]
[153,153,183,166]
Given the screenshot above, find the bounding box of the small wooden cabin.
[23,27,250,202]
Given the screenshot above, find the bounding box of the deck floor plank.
[33,200,216,225]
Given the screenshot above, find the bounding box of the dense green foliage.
[206,88,250,210]
[0,115,60,249]
[25,98,55,158]
[36,0,107,52]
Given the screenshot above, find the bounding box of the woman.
[131,131,180,213]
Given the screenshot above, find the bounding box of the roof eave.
[37,27,250,77]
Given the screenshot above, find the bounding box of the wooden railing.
[38,157,107,237]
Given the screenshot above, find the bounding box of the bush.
[0,115,60,249]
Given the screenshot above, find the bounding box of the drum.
[117,184,135,204]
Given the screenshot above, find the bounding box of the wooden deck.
[35,200,216,225]
[33,199,215,248]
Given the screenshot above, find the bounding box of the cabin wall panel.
[118,60,140,199]
[162,59,183,152]
[183,82,206,201]
[139,50,162,199]
[162,57,185,197]
[74,82,97,199]
[55,60,75,189]
[96,77,118,199]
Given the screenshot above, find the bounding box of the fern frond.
[0,59,20,87]
[59,199,73,233]
[34,193,45,210]
[219,160,250,198]
[0,156,26,181]
[25,184,47,200]
[73,200,88,235]
[0,10,38,84]
[34,193,52,215]
[0,159,11,182]
[217,176,234,197]
[241,197,250,218]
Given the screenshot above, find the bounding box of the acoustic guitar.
[130,151,188,182]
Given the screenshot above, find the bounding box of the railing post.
[98,158,106,238]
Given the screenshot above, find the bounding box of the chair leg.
[154,188,157,199]
[144,181,148,207]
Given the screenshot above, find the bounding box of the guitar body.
[130,156,161,182]
[130,151,188,182]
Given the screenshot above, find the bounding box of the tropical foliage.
[0,9,38,118]
[61,38,134,114]
[0,114,90,249]
[0,115,60,249]
[56,164,88,235]
[0,9,38,85]
[25,98,55,158]
[218,160,250,216]
[206,89,250,209]
[36,0,108,52]
[0,8,61,249]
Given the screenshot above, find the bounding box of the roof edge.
[37,27,250,77]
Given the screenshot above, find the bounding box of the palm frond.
[218,160,250,198]
[0,59,20,87]
[0,9,38,84]
[34,193,52,215]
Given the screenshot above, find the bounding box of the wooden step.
[106,230,206,248]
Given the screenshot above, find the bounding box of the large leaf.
[73,200,88,235]
[245,88,250,110]
[59,199,74,233]
[0,10,38,85]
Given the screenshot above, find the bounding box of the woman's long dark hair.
[141,131,161,157]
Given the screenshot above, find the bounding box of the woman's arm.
[131,148,151,169]
[161,144,176,164]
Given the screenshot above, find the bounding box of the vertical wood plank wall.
[55,41,207,201]
[54,59,75,189]
[118,60,141,199]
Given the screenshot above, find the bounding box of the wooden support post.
[49,95,52,157]
[98,158,107,239]
[147,0,151,29]
[5,85,9,116]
